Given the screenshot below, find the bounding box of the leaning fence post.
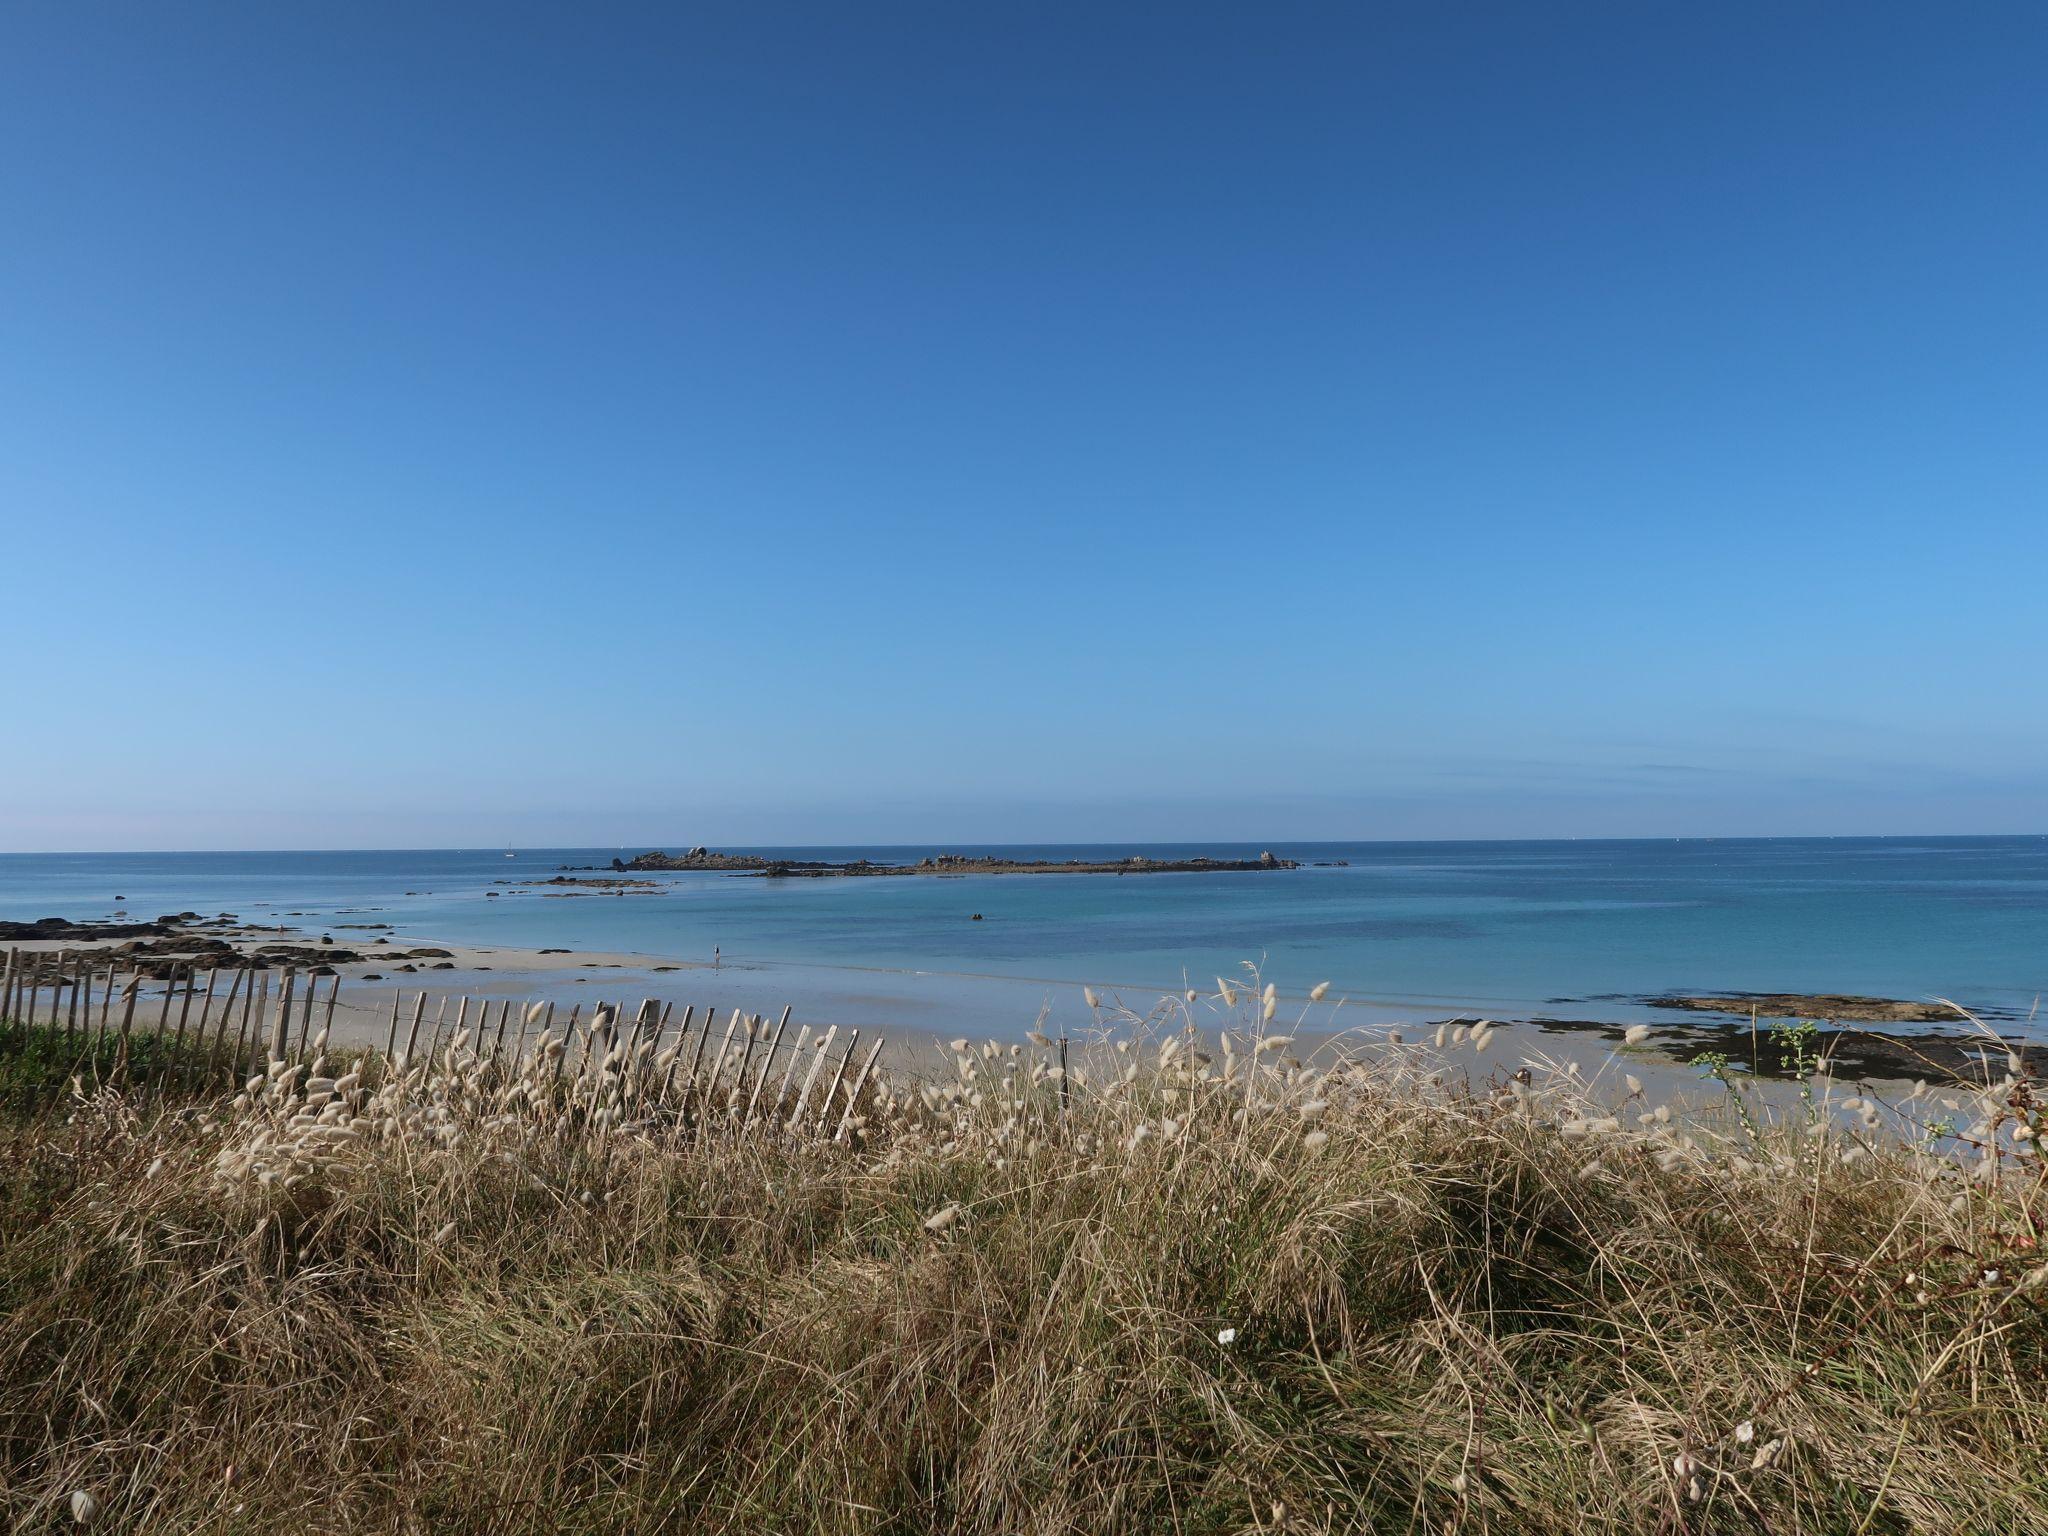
[700,1009,742,1118]
[491,998,514,1065]
[399,991,429,1071]
[679,1005,713,1112]
[655,1004,694,1105]
[268,969,296,1066]
[24,952,49,1034]
[65,952,83,1044]
[816,1027,861,1132]
[789,1024,838,1130]
[743,1007,793,1124]
[237,971,267,1079]
[319,972,341,1052]
[113,975,141,1080]
[835,1037,887,1143]
[206,967,246,1086]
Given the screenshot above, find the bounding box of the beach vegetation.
[0,983,2043,1533]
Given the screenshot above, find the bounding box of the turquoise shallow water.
[1,839,2044,1034]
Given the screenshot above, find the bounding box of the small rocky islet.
[592,847,1301,877]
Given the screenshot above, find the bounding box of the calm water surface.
[2,839,2043,1031]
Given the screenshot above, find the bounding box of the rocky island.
[605,847,1300,877]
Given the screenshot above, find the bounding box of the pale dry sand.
[4,924,1755,1101]
[18,922,1981,1099]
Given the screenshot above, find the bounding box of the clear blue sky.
[3,2,2043,851]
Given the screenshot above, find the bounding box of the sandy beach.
[4,913,2003,1097]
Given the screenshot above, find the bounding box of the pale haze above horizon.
[3,3,2045,854]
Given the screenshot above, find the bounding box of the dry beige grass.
[0,979,2044,1533]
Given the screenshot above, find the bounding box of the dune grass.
[0,982,2043,1533]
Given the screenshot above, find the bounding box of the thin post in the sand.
[621,998,650,1059]
[624,1000,658,1103]
[237,971,267,1079]
[571,1004,605,1097]
[422,995,448,1068]
[835,1036,886,1142]
[743,1006,793,1124]
[445,995,469,1061]
[789,1024,838,1130]
[62,962,92,1073]
[640,1000,673,1100]
[188,968,220,1074]
[94,967,118,1059]
[617,1000,645,1091]
[167,967,213,1087]
[24,952,47,1033]
[292,971,319,1061]
[99,960,117,1040]
[163,964,199,1086]
[151,964,180,1078]
[550,1003,580,1083]
[398,991,428,1070]
[383,989,404,1062]
[772,1023,812,1119]
[65,953,84,1043]
[268,969,296,1066]
[319,972,341,1053]
[657,1004,694,1104]
[205,967,245,1085]
[0,946,15,1026]
[113,975,141,1080]
[491,998,514,1065]
[696,1009,741,1128]
[172,962,200,1047]
[678,1005,712,1111]
[728,1014,763,1115]
[516,1000,548,1072]
[816,1027,861,1133]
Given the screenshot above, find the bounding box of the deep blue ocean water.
[1,839,2043,1032]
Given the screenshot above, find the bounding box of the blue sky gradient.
[3,3,2044,850]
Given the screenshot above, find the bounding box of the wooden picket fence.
[0,947,886,1142]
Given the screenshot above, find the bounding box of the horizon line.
[4,831,2046,858]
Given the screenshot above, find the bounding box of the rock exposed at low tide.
[606,849,1301,877]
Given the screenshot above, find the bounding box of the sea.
[1,838,2043,1040]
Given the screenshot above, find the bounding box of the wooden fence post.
[817,1028,862,1133]
[268,970,295,1065]
[835,1037,886,1143]
[790,1025,838,1129]
[743,1007,793,1123]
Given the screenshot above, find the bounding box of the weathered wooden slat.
[816,1028,862,1132]
[835,1037,887,1143]
[743,1006,793,1123]
[789,1025,838,1128]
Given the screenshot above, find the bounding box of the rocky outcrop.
[605,850,1301,878]
[1648,993,1963,1024]
[0,917,175,942]
[613,850,770,872]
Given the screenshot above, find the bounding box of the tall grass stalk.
[0,980,2043,1533]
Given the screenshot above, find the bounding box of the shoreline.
[0,915,2017,1089]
